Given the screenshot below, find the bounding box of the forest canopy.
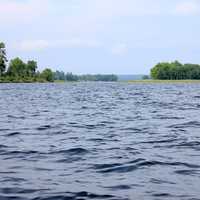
[151,61,200,80]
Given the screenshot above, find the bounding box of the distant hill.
[117,74,146,81]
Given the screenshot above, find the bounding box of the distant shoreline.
[127,80,200,83]
[2,79,200,84]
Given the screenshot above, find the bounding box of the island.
[151,61,200,80]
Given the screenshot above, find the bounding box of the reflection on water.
[0,82,200,200]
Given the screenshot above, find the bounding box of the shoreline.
[126,80,200,84]
[1,80,200,84]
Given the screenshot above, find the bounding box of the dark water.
[0,82,200,200]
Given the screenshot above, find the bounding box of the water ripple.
[1,82,200,199]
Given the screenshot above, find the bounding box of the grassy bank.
[127,80,200,84]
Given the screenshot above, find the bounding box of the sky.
[1,0,200,74]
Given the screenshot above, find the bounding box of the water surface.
[0,82,200,200]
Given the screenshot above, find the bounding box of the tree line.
[54,71,118,82]
[151,61,200,80]
[0,42,118,83]
[0,42,54,82]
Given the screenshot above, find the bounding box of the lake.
[0,82,200,200]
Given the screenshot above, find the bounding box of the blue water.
[0,82,200,200]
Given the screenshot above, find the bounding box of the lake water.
[0,82,200,200]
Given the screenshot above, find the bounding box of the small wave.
[87,138,105,142]
[0,128,10,132]
[177,141,200,147]
[34,167,54,172]
[137,161,200,169]
[55,157,80,163]
[96,159,200,173]
[193,95,200,98]
[94,163,123,170]
[0,196,27,200]
[6,132,21,137]
[154,115,184,120]
[119,127,144,133]
[93,158,145,171]
[0,145,8,148]
[168,121,200,128]
[2,177,26,183]
[69,124,104,129]
[0,150,41,156]
[140,138,178,144]
[152,193,173,197]
[54,148,89,155]
[31,191,115,200]
[0,171,16,174]
[174,169,200,175]
[104,185,131,191]
[7,115,25,119]
[150,178,176,185]
[164,141,200,150]
[0,187,39,194]
[36,125,52,131]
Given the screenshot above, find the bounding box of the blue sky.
[1,0,200,74]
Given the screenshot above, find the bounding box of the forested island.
[0,42,118,83]
[151,61,200,80]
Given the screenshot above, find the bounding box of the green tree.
[40,68,54,82]
[151,61,200,80]
[26,60,37,77]
[151,62,171,80]
[0,42,7,76]
[7,57,26,78]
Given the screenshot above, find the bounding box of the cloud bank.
[1,0,200,73]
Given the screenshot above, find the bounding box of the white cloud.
[84,0,162,17]
[14,39,102,51]
[16,40,50,51]
[1,0,199,27]
[2,0,199,37]
[0,0,163,27]
[174,1,200,15]
[0,0,48,24]
[111,43,128,56]
[2,0,200,54]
